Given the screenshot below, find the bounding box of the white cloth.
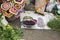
[20,11,55,29]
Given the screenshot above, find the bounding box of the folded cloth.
[37,17,45,27]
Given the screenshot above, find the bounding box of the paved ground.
[23,29,60,40]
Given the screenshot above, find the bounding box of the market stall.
[0,0,60,40]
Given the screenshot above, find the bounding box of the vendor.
[52,0,60,15]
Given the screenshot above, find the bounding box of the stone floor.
[23,29,60,40]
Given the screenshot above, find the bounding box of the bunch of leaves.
[47,15,60,31]
[0,24,24,40]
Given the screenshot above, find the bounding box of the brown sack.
[35,0,47,14]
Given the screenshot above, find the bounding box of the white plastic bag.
[1,16,8,26]
[46,0,55,12]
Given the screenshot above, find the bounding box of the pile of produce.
[47,15,60,31]
[0,13,23,40]
[0,24,23,40]
[22,16,37,27]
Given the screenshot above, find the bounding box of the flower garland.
[1,0,25,18]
